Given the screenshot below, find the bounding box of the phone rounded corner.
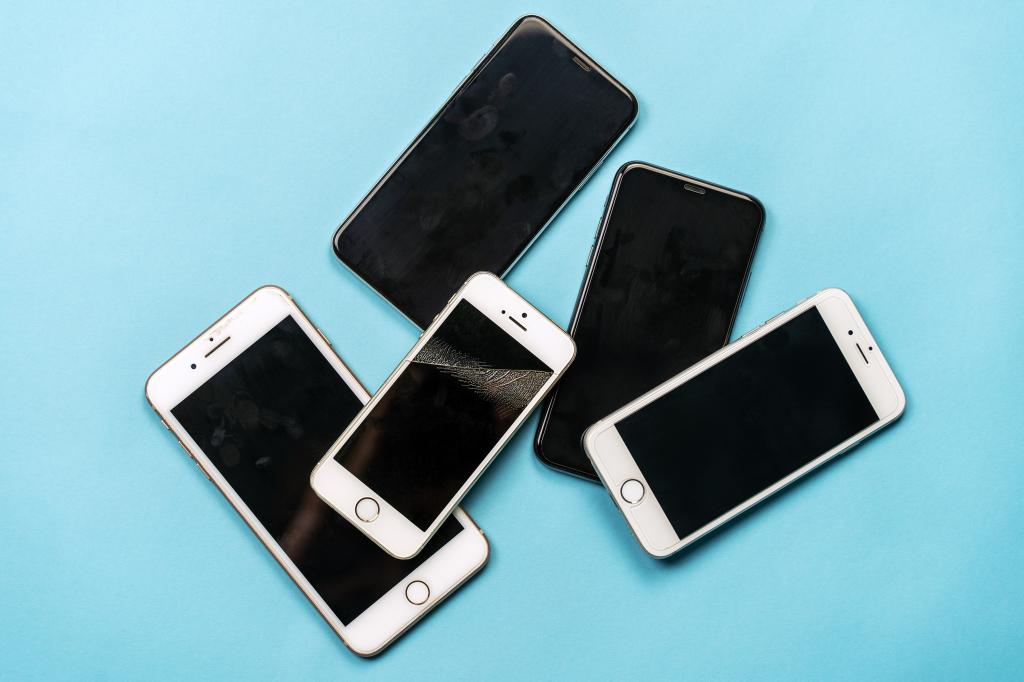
[623,90,640,125]
[514,13,550,30]
[744,191,767,226]
[308,460,323,491]
[889,383,908,422]
[331,225,349,261]
[341,631,387,659]
[390,541,424,562]
[532,424,551,464]
[252,284,292,303]
[143,368,161,407]
[470,524,492,568]
[818,287,852,304]
[645,541,679,560]
[617,160,652,179]
[581,421,609,462]
[467,271,500,287]
[560,334,578,368]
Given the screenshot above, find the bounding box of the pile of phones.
[145,16,905,657]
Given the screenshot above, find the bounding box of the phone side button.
[314,327,332,347]
[405,580,430,606]
[177,441,211,481]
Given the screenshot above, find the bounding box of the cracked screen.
[170,315,462,625]
[333,16,637,327]
[334,300,553,529]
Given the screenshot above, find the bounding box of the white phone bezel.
[583,288,907,559]
[311,272,576,559]
[144,285,489,657]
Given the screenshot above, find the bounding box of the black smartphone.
[333,15,637,328]
[534,163,765,480]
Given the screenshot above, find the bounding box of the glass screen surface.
[616,307,879,540]
[334,300,553,530]
[171,315,462,626]
[538,166,763,477]
[334,17,637,327]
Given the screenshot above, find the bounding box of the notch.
[204,336,231,358]
[683,183,706,195]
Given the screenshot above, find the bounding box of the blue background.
[2,1,1022,679]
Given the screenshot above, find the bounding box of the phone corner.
[744,191,767,225]
[617,160,654,178]
[143,368,161,406]
[472,524,492,568]
[644,542,679,560]
[342,632,387,659]
[514,13,550,29]
[532,419,551,464]
[581,421,608,462]
[253,284,292,302]
[818,286,852,303]
[308,459,323,490]
[330,223,347,260]
[890,383,909,422]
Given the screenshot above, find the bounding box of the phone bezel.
[583,288,906,558]
[331,14,639,328]
[144,285,489,657]
[311,272,576,559]
[534,161,765,480]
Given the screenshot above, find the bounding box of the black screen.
[536,165,763,478]
[171,315,462,626]
[333,16,637,327]
[334,300,553,530]
[616,308,879,540]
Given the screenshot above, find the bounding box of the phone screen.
[334,17,636,327]
[334,300,553,530]
[170,315,462,625]
[537,166,763,478]
[616,307,880,540]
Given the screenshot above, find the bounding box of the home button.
[620,479,645,504]
[355,497,380,522]
[405,580,430,605]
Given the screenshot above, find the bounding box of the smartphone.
[584,289,906,558]
[333,15,638,328]
[145,286,489,656]
[535,163,764,479]
[312,273,575,559]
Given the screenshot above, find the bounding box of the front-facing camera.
[190,363,197,369]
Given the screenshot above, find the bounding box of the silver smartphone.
[312,273,575,559]
[145,286,489,656]
[584,289,906,558]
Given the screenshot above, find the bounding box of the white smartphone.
[584,288,906,558]
[311,272,576,559]
[145,286,489,656]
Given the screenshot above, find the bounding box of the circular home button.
[354,497,380,522]
[405,580,430,605]
[620,479,645,504]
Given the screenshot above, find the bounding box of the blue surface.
[2,2,1022,679]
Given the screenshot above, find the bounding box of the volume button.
[315,327,332,347]
[177,440,211,481]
